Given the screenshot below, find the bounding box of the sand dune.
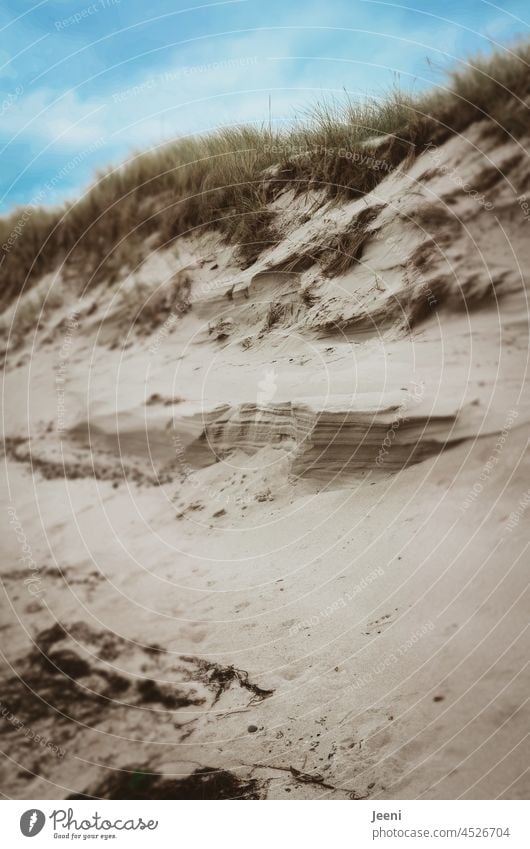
[1,118,529,800]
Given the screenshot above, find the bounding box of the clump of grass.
[117,270,191,331]
[1,40,529,308]
[0,282,63,349]
[418,41,530,139]
[301,286,318,307]
[321,204,385,277]
[221,195,278,267]
[264,301,285,330]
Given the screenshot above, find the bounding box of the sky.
[0,0,528,213]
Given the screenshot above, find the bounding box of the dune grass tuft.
[1,40,529,308]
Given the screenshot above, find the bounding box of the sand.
[1,119,529,800]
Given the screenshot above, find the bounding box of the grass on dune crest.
[0,40,529,309]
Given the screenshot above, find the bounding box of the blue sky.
[0,0,528,213]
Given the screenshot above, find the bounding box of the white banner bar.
[2,800,528,848]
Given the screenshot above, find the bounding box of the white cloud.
[1,87,107,148]
[4,0,519,208]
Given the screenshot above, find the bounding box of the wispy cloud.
[1,0,528,211]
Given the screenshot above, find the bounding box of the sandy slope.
[1,120,529,800]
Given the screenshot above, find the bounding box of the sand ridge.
[1,119,529,799]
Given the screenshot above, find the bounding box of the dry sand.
[1,120,529,799]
